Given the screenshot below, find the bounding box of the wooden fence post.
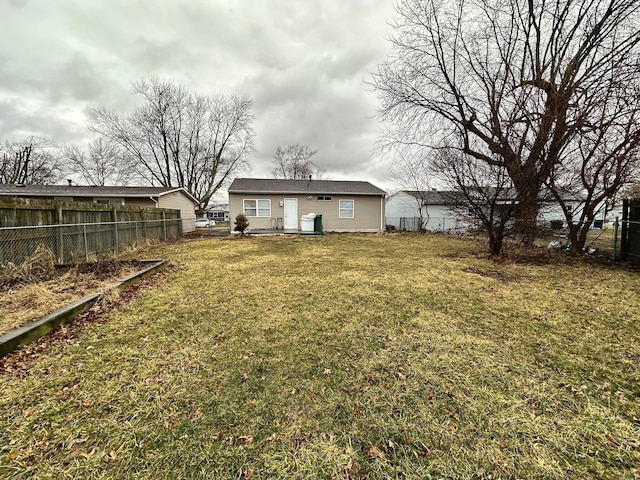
[112,207,119,253]
[162,211,167,241]
[56,205,64,263]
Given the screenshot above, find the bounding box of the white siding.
[386,192,461,231]
[158,191,197,232]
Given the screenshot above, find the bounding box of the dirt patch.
[0,260,145,337]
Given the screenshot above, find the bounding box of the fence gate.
[621,199,640,264]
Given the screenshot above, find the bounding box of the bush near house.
[234,213,249,234]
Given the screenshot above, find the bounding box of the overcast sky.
[0,0,398,193]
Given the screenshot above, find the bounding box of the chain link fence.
[385,216,466,233]
[386,216,640,262]
[0,219,182,266]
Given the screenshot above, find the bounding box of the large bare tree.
[271,144,323,180]
[0,137,60,185]
[374,0,640,245]
[90,77,254,211]
[63,138,133,186]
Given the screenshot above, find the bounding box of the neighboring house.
[386,190,466,231]
[537,190,588,228]
[387,189,590,232]
[206,202,229,222]
[0,184,199,232]
[228,178,386,232]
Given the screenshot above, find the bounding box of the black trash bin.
[314,214,323,234]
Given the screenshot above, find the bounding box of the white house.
[385,190,468,231]
[386,189,591,232]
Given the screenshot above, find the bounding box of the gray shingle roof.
[0,184,198,203]
[228,178,386,196]
[402,190,464,205]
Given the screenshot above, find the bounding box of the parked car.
[195,218,215,228]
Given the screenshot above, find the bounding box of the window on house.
[317,195,332,201]
[339,199,354,218]
[243,199,271,217]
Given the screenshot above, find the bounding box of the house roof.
[399,188,585,204]
[228,178,386,196]
[400,190,463,205]
[0,184,199,204]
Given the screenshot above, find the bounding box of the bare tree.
[63,138,133,186]
[271,144,323,180]
[373,0,640,246]
[545,66,640,253]
[433,148,518,256]
[391,153,432,232]
[90,77,254,211]
[0,137,60,185]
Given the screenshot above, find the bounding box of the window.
[339,199,354,218]
[317,195,332,201]
[243,199,271,217]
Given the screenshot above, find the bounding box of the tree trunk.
[488,230,504,256]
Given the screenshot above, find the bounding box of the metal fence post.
[612,217,619,260]
[83,223,89,262]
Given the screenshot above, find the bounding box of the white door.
[283,198,298,230]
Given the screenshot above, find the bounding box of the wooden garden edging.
[0,259,168,358]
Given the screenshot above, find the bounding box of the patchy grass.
[1,234,639,479]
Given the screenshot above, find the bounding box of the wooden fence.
[0,198,182,265]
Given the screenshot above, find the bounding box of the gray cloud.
[0,0,396,190]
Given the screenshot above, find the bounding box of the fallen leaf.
[367,445,385,460]
[236,435,253,445]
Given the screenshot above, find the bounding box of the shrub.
[234,214,249,234]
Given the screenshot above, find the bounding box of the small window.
[317,195,332,201]
[339,199,354,218]
[243,199,271,217]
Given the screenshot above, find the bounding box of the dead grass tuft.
[0,244,55,288]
